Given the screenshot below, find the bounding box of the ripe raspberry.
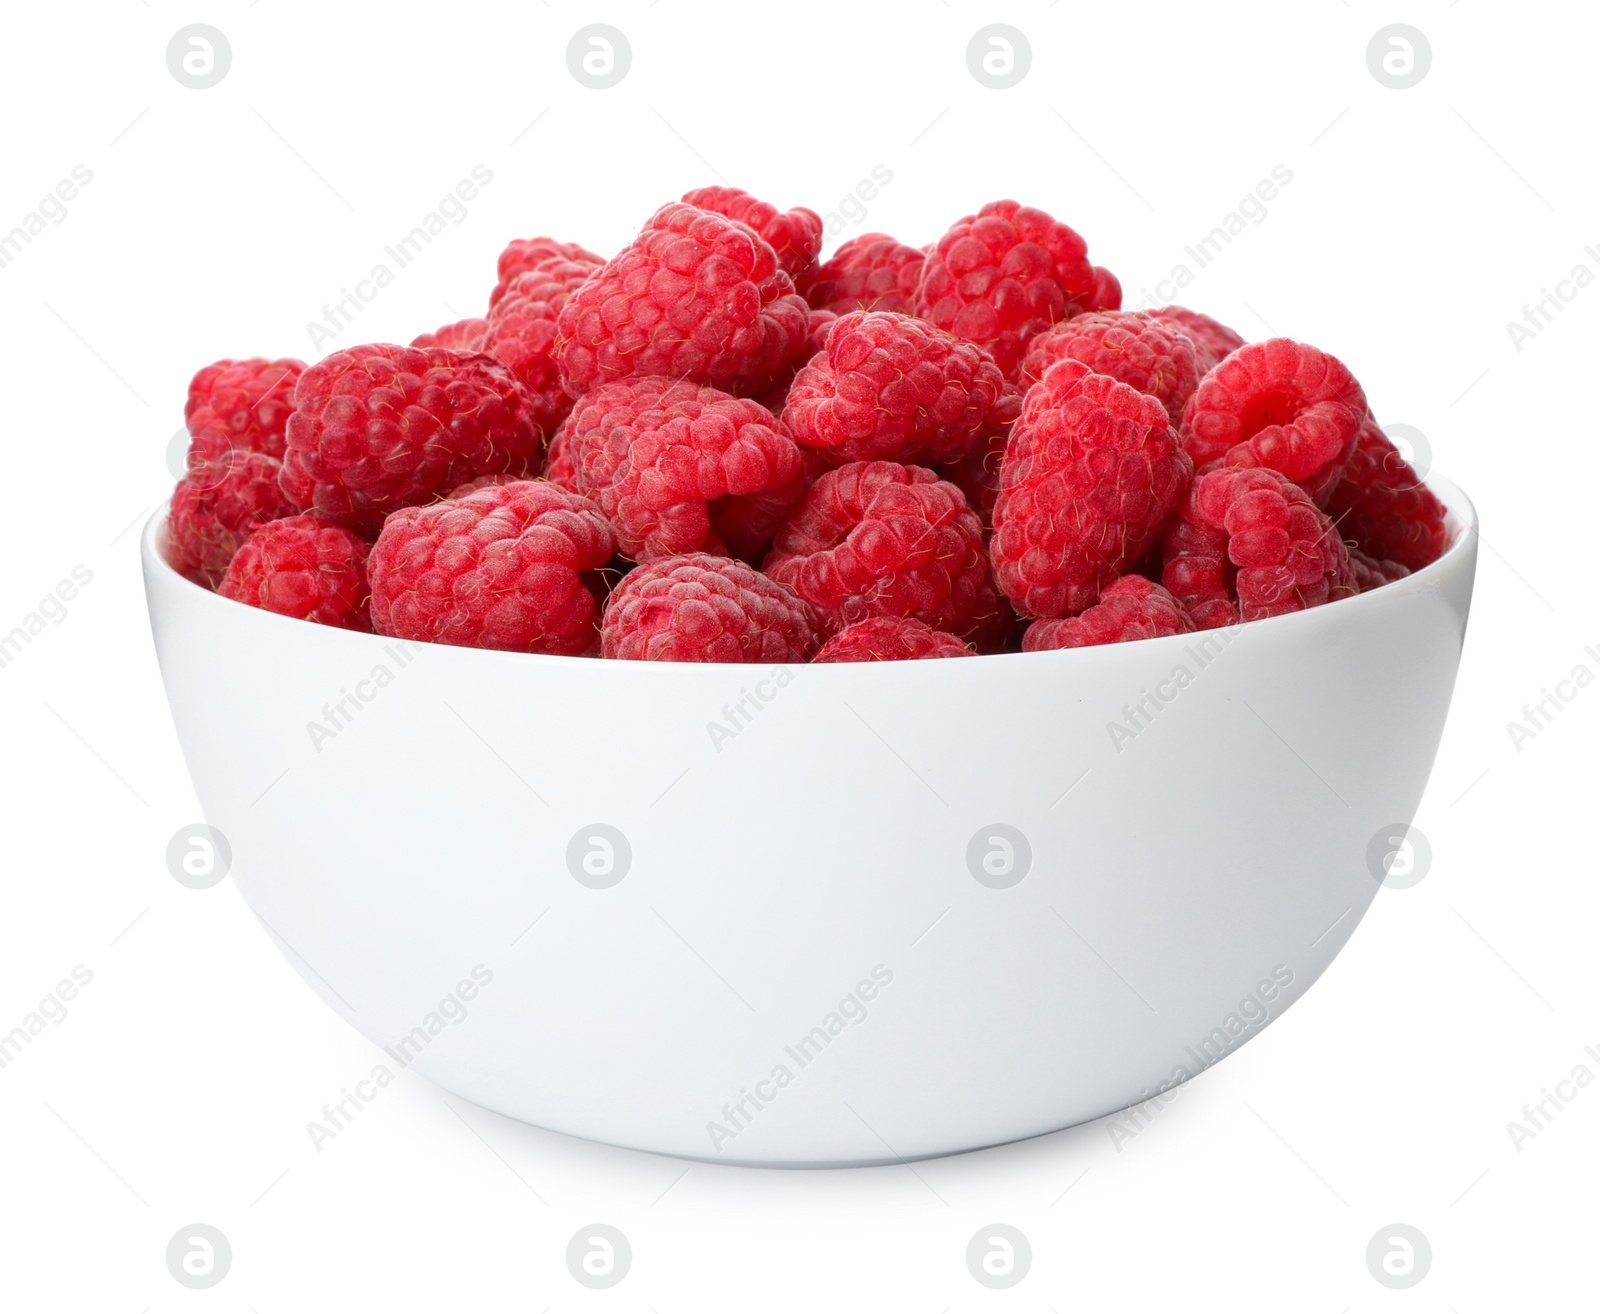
[1148,306,1245,371]
[168,451,297,588]
[1325,417,1449,570]
[782,311,1006,467]
[567,377,805,561]
[489,237,602,309]
[411,318,489,351]
[1162,466,1353,625]
[281,343,544,534]
[805,233,926,315]
[1181,338,1366,505]
[764,461,996,641]
[1072,265,1122,315]
[1347,546,1411,592]
[813,616,973,662]
[184,357,305,464]
[914,200,1095,377]
[1158,515,1237,630]
[542,421,578,491]
[601,552,818,662]
[749,308,838,415]
[218,514,372,630]
[555,203,810,396]
[682,185,824,285]
[1018,312,1200,423]
[369,480,614,655]
[991,360,1192,617]
[1022,576,1192,652]
[705,451,820,562]
[483,256,596,434]
[938,386,1022,531]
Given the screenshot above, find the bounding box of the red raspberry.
[749,308,839,415]
[782,310,1006,467]
[601,552,818,663]
[1018,312,1200,424]
[914,200,1095,377]
[369,480,614,655]
[281,343,544,534]
[542,421,578,491]
[489,237,601,309]
[813,616,973,662]
[184,357,305,464]
[1072,265,1123,315]
[764,461,996,641]
[1346,546,1411,592]
[483,256,596,435]
[991,360,1192,618]
[567,377,805,561]
[682,185,824,286]
[1325,417,1449,570]
[1148,306,1245,371]
[168,451,297,588]
[1181,338,1366,505]
[1158,515,1237,630]
[411,318,489,351]
[705,451,820,563]
[218,514,372,630]
[1162,466,1353,625]
[1022,576,1192,651]
[805,233,926,315]
[938,386,1022,531]
[555,203,810,397]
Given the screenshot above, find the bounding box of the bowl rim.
[141,472,1478,670]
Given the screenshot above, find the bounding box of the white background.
[2,0,1597,1308]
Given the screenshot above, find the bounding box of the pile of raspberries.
[168,189,1449,663]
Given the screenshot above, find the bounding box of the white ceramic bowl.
[142,477,1477,1166]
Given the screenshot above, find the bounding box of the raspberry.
[542,421,578,490]
[184,357,304,464]
[749,308,838,415]
[489,237,601,309]
[1180,338,1366,505]
[369,480,614,655]
[1072,265,1123,315]
[782,311,1006,467]
[813,616,973,662]
[705,450,820,562]
[914,200,1095,377]
[991,360,1192,617]
[1148,306,1245,371]
[281,343,545,534]
[601,552,818,662]
[168,451,297,588]
[411,318,489,351]
[938,386,1022,531]
[1158,514,1237,630]
[483,256,596,434]
[764,461,996,641]
[1162,466,1352,625]
[566,376,805,561]
[1347,546,1411,592]
[555,203,810,396]
[681,185,824,285]
[804,233,926,315]
[1022,576,1192,651]
[1325,417,1449,570]
[1018,312,1200,424]
[218,514,372,630]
